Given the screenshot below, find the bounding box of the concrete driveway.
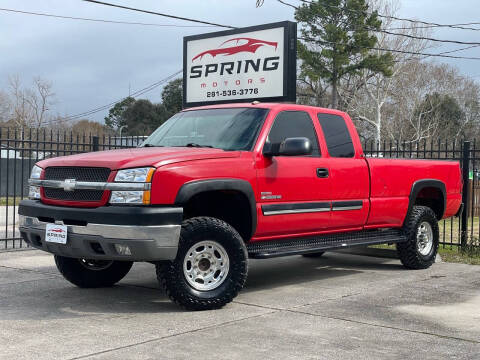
[0,250,479,359]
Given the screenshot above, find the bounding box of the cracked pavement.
[1,249,479,359]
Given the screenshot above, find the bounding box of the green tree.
[295,0,393,108]
[104,78,183,134]
[161,78,183,115]
[104,96,135,130]
[414,93,465,139]
[122,99,169,135]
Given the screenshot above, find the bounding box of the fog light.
[19,216,39,226]
[29,186,40,199]
[114,244,132,256]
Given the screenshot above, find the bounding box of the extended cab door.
[316,112,370,230]
[255,110,332,238]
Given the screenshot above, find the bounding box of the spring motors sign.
[183,21,297,107]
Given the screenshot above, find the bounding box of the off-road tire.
[156,217,248,311]
[397,205,439,269]
[54,255,133,288]
[302,251,325,258]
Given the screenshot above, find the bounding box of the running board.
[247,229,406,259]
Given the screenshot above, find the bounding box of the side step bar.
[247,229,406,259]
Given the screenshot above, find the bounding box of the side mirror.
[264,137,312,157]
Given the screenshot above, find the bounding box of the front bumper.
[18,200,183,261]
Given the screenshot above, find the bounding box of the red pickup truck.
[19,103,462,310]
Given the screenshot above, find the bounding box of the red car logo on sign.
[50,228,64,233]
[192,37,278,62]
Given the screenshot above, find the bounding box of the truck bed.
[366,158,462,227]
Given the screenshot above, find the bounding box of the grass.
[0,197,22,206]
[437,245,480,265]
[370,242,480,265]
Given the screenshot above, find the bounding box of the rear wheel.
[55,255,133,288]
[157,217,248,311]
[397,205,439,269]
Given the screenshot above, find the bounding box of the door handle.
[316,168,329,178]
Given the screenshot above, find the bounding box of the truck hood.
[37,147,241,170]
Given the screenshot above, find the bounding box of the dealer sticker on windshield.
[45,223,68,244]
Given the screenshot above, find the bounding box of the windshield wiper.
[142,144,163,147]
[184,143,214,148]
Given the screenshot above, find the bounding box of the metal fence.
[0,128,146,250]
[1,129,478,250]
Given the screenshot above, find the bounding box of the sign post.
[183,21,297,108]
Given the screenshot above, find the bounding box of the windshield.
[140,108,269,151]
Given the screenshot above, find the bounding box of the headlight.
[29,165,42,199]
[115,167,154,182]
[30,165,42,179]
[110,167,154,205]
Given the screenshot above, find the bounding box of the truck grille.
[43,167,111,202]
[43,188,105,202]
[44,167,110,182]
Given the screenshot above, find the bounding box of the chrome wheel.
[78,259,113,271]
[416,221,433,256]
[183,240,230,291]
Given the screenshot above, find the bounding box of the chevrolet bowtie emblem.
[62,179,76,192]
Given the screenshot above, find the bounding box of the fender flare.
[175,178,257,237]
[406,179,446,221]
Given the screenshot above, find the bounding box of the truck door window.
[267,111,320,156]
[317,113,355,158]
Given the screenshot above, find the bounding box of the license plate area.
[45,223,68,244]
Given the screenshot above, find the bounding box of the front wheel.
[54,255,133,288]
[397,205,439,269]
[156,217,248,311]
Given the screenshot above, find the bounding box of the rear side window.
[267,111,320,156]
[317,113,355,158]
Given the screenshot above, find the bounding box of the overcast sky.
[1,0,479,124]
